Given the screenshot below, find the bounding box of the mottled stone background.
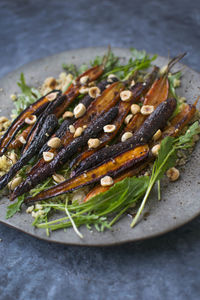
[0,0,200,299]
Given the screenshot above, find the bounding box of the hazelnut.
[100,176,114,187]
[88,86,101,98]
[88,138,100,149]
[18,136,26,145]
[9,152,18,164]
[63,111,74,119]
[141,105,154,115]
[47,137,62,149]
[120,90,133,102]
[74,127,84,137]
[69,125,75,134]
[153,129,162,141]
[73,103,86,118]
[52,173,65,183]
[44,77,57,88]
[25,115,37,125]
[151,144,160,156]
[8,177,22,191]
[103,124,116,133]
[131,104,140,115]
[121,132,133,142]
[80,75,89,85]
[124,114,133,125]
[79,86,89,94]
[166,167,180,181]
[46,92,59,102]
[130,80,135,87]
[43,151,54,162]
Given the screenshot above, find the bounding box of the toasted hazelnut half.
[88,138,100,149]
[79,86,89,94]
[25,115,37,125]
[141,105,154,115]
[80,75,89,85]
[124,114,133,125]
[46,92,58,102]
[0,116,9,123]
[120,90,133,102]
[8,176,22,191]
[153,129,162,141]
[47,137,62,149]
[131,104,140,115]
[74,103,86,118]
[19,136,26,145]
[100,176,114,187]
[121,132,133,142]
[63,111,74,119]
[52,173,65,183]
[43,151,54,162]
[74,127,83,137]
[166,167,180,181]
[151,144,160,156]
[88,86,101,98]
[103,124,116,133]
[9,152,18,164]
[69,125,75,134]
[130,80,136,87]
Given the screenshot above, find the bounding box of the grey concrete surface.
[0,0,200,299]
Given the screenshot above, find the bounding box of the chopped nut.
[121,132,133,142]
[52,173,65,183]
[83,125,87,129]
[44,77,57,89]
[141,105,154,115]
[131,104,140,115]
[103,124,116,133]
[100,176,114,187]
[120,90,133,102]
[8,176,22,191]
[88,86,101,98]
[88,138,100,149]
[10,94,17,101]
[25,115,37,125]
[71,190,86,204]
[124,114,133,125]
[74,127,83,137]
[69,125,75,134]
[88,81,95,87]
[35,204,43,210]
[19,136,26,145]
[153,129,162,141]
[31,211,39,218]
[43,151,54,162]
[47,137,62,149]
[9,152,18,164]
[107,74,118,83]
[73,103,86,118]
[166,167,180,181]
[63,111,74,119]
[80,75,89,85]
[46,92,59,101]
[26,205,34,213]
[0,116,8,123]
[79,86,89,94]
[130,80,135,87]
[151,144,160,156]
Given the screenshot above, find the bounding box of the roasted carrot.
[24,145,149,203]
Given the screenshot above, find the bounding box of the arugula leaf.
[6,196,24,219]
[130,47,147,60]
[13,73,41,116]
[131,121,200,227]
[168,71,182,99]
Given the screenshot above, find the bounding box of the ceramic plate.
[0,47,200,246]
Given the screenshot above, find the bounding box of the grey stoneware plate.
[0,47,200,247]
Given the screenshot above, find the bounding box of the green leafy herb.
[12,73,41,116]
[131,121,200,227]
[6,196,24,219]
[168,71,182,99]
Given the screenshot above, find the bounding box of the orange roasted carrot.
[23,144,149,203]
